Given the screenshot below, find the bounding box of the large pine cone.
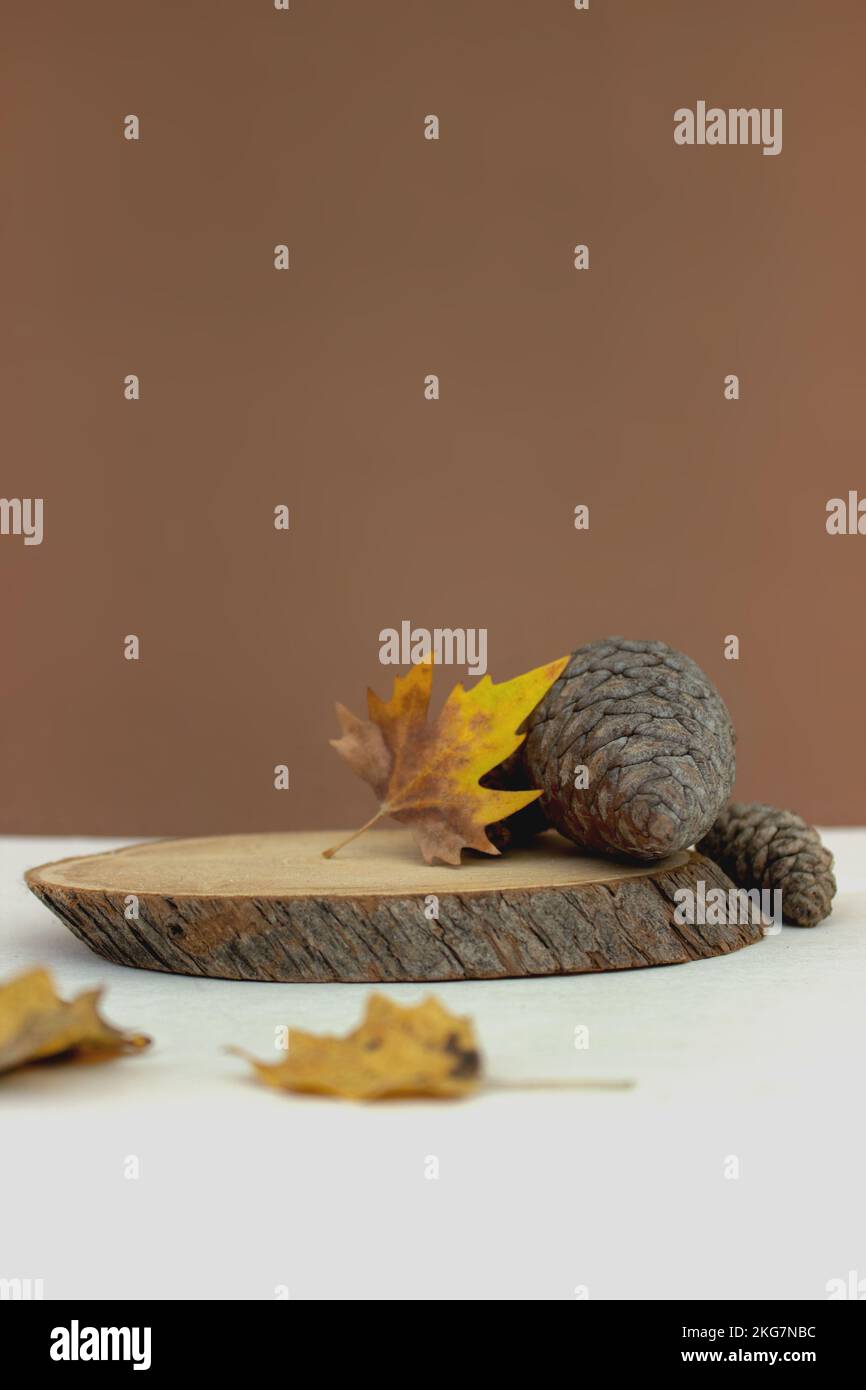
[516,637,736,861]
[698,802,836,927]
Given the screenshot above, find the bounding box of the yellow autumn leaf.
[0,967,150,1076]
[230,993,481,1101]
[324,653,569,864]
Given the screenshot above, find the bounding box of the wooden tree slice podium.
[26,830,761,983]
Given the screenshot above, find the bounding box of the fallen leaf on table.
[324,653,569,864]
[229,994,634,1102]
[229,993,481,1101]
[0,967,150,1077]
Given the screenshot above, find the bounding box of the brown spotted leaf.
[230,993,481,1101]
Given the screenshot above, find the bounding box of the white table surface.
[1,831,863,1301]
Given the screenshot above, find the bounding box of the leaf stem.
[486,1078,635,1092]
[322,808,389,859]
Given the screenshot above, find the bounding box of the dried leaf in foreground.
[0,968,150,1077]
[230,994,481,1101]
[324,653,569,864]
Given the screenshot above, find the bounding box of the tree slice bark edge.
[26,851,761,983]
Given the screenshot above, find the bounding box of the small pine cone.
[698,802,836,927]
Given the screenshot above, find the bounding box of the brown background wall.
[2,0,864,837]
